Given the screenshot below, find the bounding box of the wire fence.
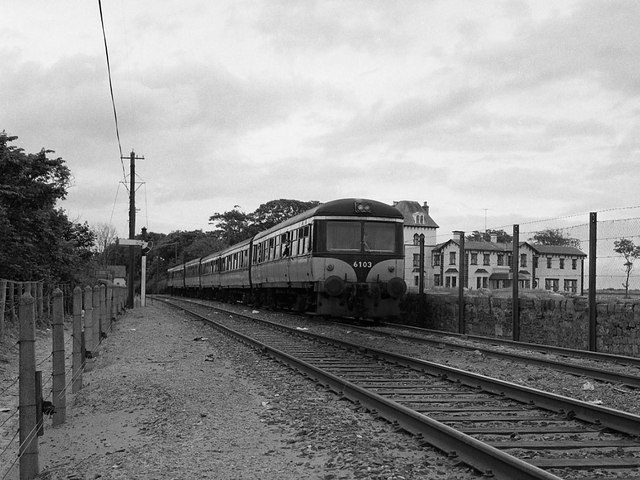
[0,283,126,480]
[428,205,640,295]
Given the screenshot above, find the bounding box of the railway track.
[157,296,640,480]
[335,322,640,389]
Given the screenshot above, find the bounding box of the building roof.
[433,239,586,257]
[392,200,439,228]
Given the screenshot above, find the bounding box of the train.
[166,198,407,320]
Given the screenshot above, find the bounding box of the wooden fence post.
[0,279,6,340]
[84,286,94,358]
[100,284,106,338]
[107,284,114,328]
[19,291,39,479]
[36,282,44,322]
[72,287,83,393]
[51,288,66,426]
[93,286,101,348]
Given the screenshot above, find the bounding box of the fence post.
[51,288,66,426]
[1,279,6,340]
[84,286,94,359]
[454,230,466,334]
[512,224,520,342]
[589,211,597,352]
[72,287,83,393]
[19,291,39,479]
[93,286,101,348]
[100,284,106,338]
[107,284,114,327]
[36,282,44,322]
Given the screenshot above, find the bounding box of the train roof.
[201,237,252,262]
[253,198,403,241]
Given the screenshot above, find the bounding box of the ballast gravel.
[33,302,481,480]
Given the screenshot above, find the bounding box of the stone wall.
[400,290,640,357]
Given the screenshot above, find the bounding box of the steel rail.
[162,296,640,436]
[164,299,562,480]
[336,323,640,388]
[385,322,640,368]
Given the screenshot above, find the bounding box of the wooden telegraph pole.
[122,150,144,308]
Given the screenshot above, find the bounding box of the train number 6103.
[353,261,372,268]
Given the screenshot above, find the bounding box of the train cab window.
[362,222,396,252]
[326,221,361,252]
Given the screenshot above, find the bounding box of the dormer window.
[414,213,424,224]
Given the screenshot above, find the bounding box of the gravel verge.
[17,302,482,480]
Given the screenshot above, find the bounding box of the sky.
[2,0,639,244]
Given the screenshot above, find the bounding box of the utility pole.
[122,150,144,309]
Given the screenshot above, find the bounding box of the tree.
[208,207,251,246]
[466,229,512,243]
[92,222,119,267]
[0,131,96,282]
[209,199,320,246]
[530,228,580,248]
[613,238,640,298]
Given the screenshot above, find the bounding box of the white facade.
[392,201,439,293]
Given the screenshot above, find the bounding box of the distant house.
[392,200,439,292]
[431,238,586,293]
[96,265,127,286]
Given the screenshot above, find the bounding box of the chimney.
[392,201,398,207]
[490,233,498,243]
[422,202,429,214]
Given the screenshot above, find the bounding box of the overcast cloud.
[1,0,639,241]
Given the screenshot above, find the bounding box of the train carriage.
[167,198,407,320]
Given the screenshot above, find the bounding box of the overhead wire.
[97,0,127,182]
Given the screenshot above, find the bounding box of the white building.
[392,201,439,293]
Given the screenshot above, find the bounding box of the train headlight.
[324,275,345,297]
[327,264,334,271]
[388,266,395,272]
[387,277,407,298]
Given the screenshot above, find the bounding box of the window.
[434,274,441,286]
[326,221,394,253]
[533,256,538,268]
[414,276,419,286]
[327,222,361,252]
[559,258,565,269]
[545,278,559,291]
[433,253,441,266]
[572,258,577,270]
[449,252,456,265]
[413,254,420,267]
[413,233,420,245]
[497,254,504,266]
[415,214,424,224]
[363,222,396,252]
[483,254,490,266]
[520,254,527,268]
[564,279,577,293]
[470,252,478,265]
[547,257,552,268]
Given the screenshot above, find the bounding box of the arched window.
[413,233,420,245]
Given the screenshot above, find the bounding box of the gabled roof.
[532,245,587,257]
[393,200,439,228]
[432,239,586,256]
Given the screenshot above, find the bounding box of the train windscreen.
[326,221,397,253]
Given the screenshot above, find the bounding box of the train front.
[312,199,407,320]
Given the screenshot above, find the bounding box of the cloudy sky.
[2,0,639,242]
